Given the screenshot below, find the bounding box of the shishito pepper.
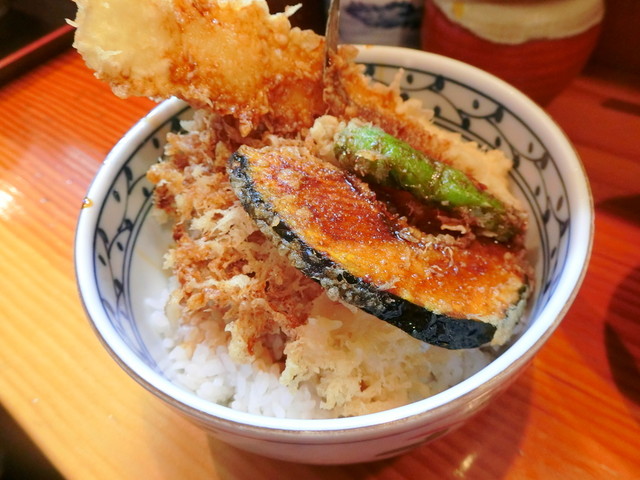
[334,123,521,242]
[228,143,530,349]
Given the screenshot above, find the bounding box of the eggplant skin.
[228,146,505,349]
[272,220,498,348]
[270,203,497,349]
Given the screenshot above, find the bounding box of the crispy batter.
[72,0,520,207]
[72,0,326,135]
[149,111,325,363]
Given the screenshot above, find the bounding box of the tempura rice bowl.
[75,46,592,464]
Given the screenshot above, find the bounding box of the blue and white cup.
[326,0,425,48]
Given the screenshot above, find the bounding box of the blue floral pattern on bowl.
[89,103,192,367]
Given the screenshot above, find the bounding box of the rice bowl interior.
[75,47,592,462]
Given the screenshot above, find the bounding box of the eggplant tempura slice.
[228,144,530,349]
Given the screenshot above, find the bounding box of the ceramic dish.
[75,46,593,464]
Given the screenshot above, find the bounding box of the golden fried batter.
[73,0,519,206]
[73,0,326,135]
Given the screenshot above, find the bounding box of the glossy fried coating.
[229,144,531,348]
[72,0,326,135]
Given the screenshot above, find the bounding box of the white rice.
[147,288,332,418]
[146,285,494,419]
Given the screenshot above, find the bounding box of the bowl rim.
[74,45,594,436]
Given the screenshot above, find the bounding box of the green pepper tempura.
[334,123,522,242]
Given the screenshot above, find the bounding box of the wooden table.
[0,48,638,479]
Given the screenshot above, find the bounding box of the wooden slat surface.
[0,49,638,480]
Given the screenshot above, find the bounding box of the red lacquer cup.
[421,0,604,105]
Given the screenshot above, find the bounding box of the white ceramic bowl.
[75,46,593,465]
